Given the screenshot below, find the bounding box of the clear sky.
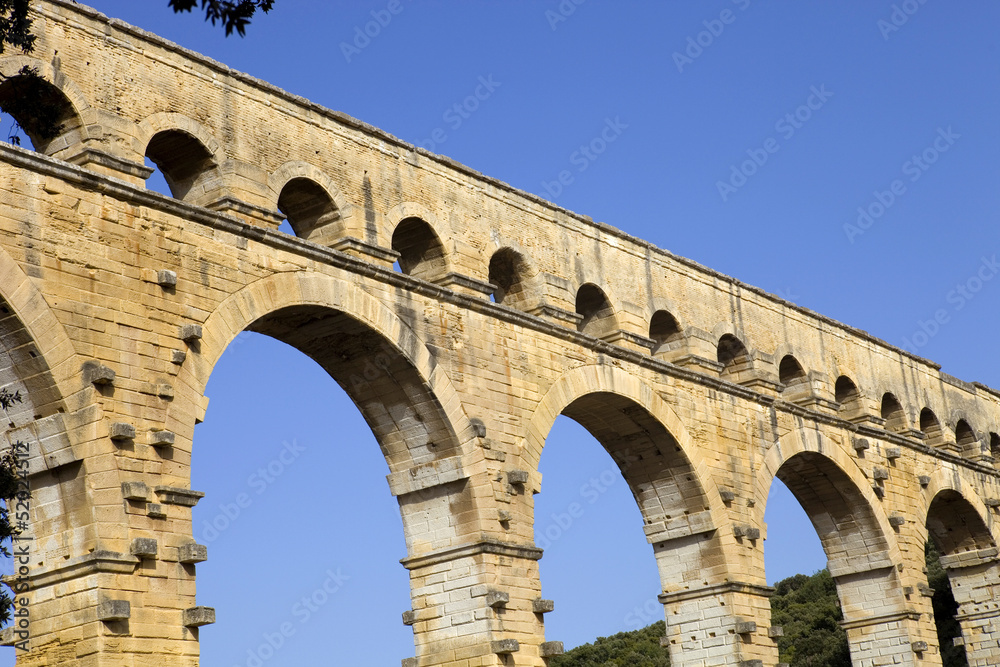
[3,1,999,665]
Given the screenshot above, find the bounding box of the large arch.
[761,425,922,666]
[168,271,484,543]
[921,471,1000,666]
[524,365,771,665]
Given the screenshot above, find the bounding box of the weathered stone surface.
[1,3,999,667]
[183,606,216,627]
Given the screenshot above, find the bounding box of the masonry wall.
[0,2,998,666]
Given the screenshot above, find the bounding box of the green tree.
[550,621,670,667]
[770,569,850,666]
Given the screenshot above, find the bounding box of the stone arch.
[384,202,445,253]
[275,178,343,243]
[835,374,864,419]
[715,331,753,381]
[389,214,451,283]
[268,161,353,244]
[0,243,107,557]
[955,418,980,458]
[487,246,542,309]
[0,54,89,155]
[574,282,618,337]
[881,391,908,433]
[525,365,764,664]
[648,309,683,356]
[761,426,914,665]
[135,112,225,204]
[172,272,479,479]
[920,407,945,447]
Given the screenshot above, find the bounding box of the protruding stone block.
[533,598,555,613]
[720,489,735,503]
[485,590,509,608]
[109,422,135,441]
[401,610,416,626]
[130,538,158,558]
[83,361,115,386]
[121,481,149,501]
[885,447,901,459]
[985,498,1000,508]
[491,639,519,654]
[889,514,905,527]
[507,469,529,485]
[183,606,215,627]
[540,641,564,657]
[735,620,757,634]
[178,543,208,564]
[872,483,885,498]
[97,600,130,621]
[953,636,965,646]
[768,625,784,638]
[733,525,746,538]
[917,583,934,597]
[872,466,889,480]
[171,349,187,364]
[179,324,203,342]
[146,503,166,519]
[470,418,486,438]
[918,475,931,487]
[852,437,870,453]
[745,527,761,540]
[156,270,177,287]
[497,509,512,523]
[912,641,928,652]
[155,486,205,507]
[149,430,175,447]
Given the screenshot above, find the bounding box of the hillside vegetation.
[552,545,967,667]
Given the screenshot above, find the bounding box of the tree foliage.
[550,621,670,667]
[167,0,274,37]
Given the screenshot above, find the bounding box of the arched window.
[919,408,943,447]
[778,355,807,390]
[575,284,618,337]
[835,376,860,415]
[0,68,81,153]
[880,393,906,433]
[277,178,341,242]
[144,129,218,202]
[648,310,682,354]
[955,419,978,456]
[391,217,447,282]
[717,334,751,379]
[488,248,530,308]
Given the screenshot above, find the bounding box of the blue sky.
[3,1,1000,664]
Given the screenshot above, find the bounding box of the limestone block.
[183,606,215,627]
[97,600,130,621]
[178,543,208,564]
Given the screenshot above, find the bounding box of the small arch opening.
[488,248,529,307]
[144,129,217,201]
[880,393,906,433]
[778,355,807,389]
[920,408,943,446]
[991,433,1000,461]
[955,419,978,456]
[835,376,860,413]
[0,67,79,153]
[277,178,340,241]
[575,284,618,337]
[391,217,447,282]
[717,334,751,378]
[648,310,682,353]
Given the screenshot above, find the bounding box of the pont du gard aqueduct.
[0,2,998,666]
